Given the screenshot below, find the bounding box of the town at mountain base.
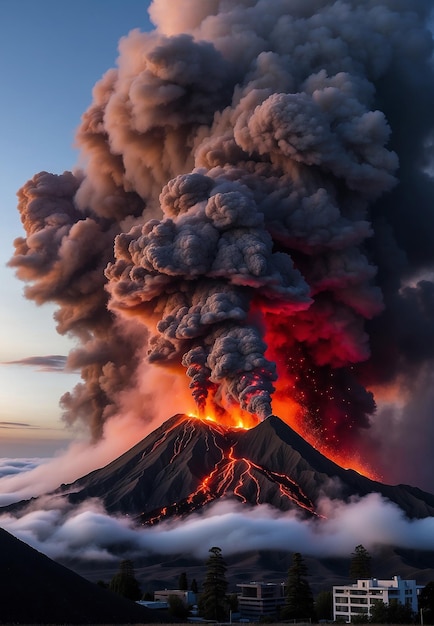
[63,543,434,600]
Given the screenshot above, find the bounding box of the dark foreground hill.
[0,525,161,624]
[55,413,434,522]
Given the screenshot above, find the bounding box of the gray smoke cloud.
[8,0,434,487]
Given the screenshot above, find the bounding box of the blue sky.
[0,0,153,456]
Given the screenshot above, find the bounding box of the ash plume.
[9,0,434,485]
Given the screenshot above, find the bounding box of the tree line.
[101,544,434,623]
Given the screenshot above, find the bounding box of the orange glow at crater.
[188,400,259,430]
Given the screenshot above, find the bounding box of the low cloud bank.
[0,412,157,506]
[0,458,47,480]
[1,494,433,563]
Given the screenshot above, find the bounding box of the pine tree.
[179,571,188,591]
[199,546,228,621]
[191,578,199,594]
[281,552,314,620]
[109,559,141,601]
[419,581,434,623]
[315,590,333,621]
[349,545,372,579]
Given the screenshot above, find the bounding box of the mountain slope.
[52,413,434,523]
[0,525,161,624]
[239,416,434,518]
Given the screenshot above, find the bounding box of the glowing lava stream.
[140,417,321,525]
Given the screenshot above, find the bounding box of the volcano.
[30,414,434,523]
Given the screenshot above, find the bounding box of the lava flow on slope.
[52,413,434,527]
[143,415,319,525]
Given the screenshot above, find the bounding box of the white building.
[237,582,286,620]
[333,576,421,623]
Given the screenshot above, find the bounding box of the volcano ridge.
[49,413,434,522]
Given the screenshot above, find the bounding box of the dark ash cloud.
[7,0,434,489]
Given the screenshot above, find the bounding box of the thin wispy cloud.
[2,355,68,372]
[0,421,40,430]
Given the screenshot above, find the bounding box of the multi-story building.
[237,582,286,620]
[333,576,421,623]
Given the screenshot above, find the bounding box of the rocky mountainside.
[51,413,434,523]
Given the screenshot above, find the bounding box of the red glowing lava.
[187,400,378,481]
[141,416,320,525]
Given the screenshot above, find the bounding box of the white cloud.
[0,457,48,480]
[1,493,433,563]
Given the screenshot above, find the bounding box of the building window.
[351,590,368,595]
[350,598,368,604]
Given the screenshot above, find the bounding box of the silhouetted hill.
[0,525,162,624]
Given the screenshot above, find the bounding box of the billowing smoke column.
[9,1,434,465]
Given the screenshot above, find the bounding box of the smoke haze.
[7,0,434,490]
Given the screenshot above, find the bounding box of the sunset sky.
[0,1,153,456]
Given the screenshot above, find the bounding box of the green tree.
[96,579,108,589]
[281,552,314,620]
[168,594,190,619]
[349,545,372,579]
[191,578,199,594]
[315,590,333,621]
[228,592,238,612]
[369,599,389,623]
[420,581,434,624]
[387,598,414,624]
[179,571,188,591]
[369,598,414,624]
[199,546,228,621]
[109,559,141,601]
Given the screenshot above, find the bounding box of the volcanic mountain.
[37,414,434,523]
